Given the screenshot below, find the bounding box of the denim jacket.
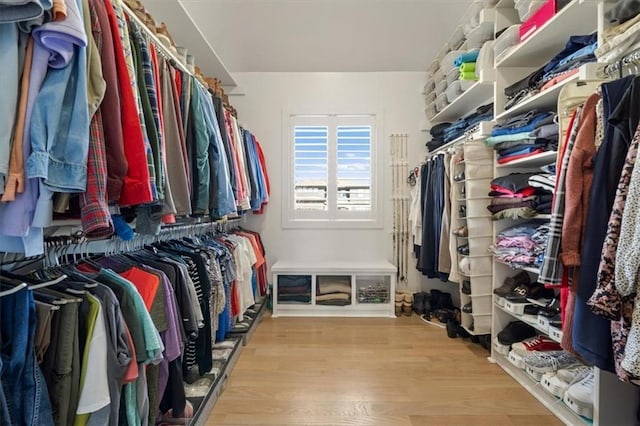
[26,0,89,193]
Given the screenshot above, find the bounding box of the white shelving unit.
[271,261,396,318]
[423,1,640,423]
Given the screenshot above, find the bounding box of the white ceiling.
[179,0,474,73]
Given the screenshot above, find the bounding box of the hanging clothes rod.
[122,4,193,77]
[603,48,640,78]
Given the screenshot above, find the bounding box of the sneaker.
[556,365,592,384]
[508,349,526,369]
[549,314,562,328]
[494,271,530,297]
[563,368,595,419]
[497,321,537,346]
[511,335,562,356]
[457,244,469,255]
[522,304,542,321]
[461,280,471,295]
[453,172,465,181]
[541,372,569,398]
[523,351,580,373]
[462,302,472,313]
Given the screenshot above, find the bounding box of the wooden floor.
[207,315,562,426]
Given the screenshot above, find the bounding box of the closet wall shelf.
[430,79,495,123]
[495,0,599,68]
[494,354,592,426]
[495,63,602,120]
[494,258,541,275]
[496,151,557,167]
[142,0,236,86]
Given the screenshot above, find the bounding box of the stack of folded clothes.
[443,103,494,143]
[504,33,597,110]
[528,172,555,214]
[455,49,480,81]
[599,2,640,63]
[278,276,312,303]
[488,173,553,219]
[490,222,551,269]
[426,122,452,152]
[486,111,558,164]
[316,276,352,306]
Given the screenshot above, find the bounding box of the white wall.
[234,72,457,296]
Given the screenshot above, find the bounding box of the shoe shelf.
[495,0,599,68]
[494,301,561,343]
[227,297,268,346]
[493,353,593,426]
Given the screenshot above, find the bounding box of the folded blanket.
[459,62,476,72]
[492,207,539,220]
[317,282,351,295]
[497,149,545,164]
[486,132,533,146]
[487,200,536,214]
[316,300,351,306]
[454,49,480,67]
[490,195,536,205]
[460,71,478,80]
[316,293,351,302]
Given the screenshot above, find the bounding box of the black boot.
[412,292,426,315]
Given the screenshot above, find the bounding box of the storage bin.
[508,350,526,369]
[425,102,438,119]
[459,255,493,276]
[493,337,510,355]
[424,90,436,105]
[476,40,494,80]
[537,314,550,333]
[515,0,546,22]
[471,313,492,333]
[548,325,563,343]
[465,22,494,49]
[446,67,459,85]
[464,141,493,161]
[470,274,493,293]
[424,79,435,93]
[493,24,521,62]
[467,216,493,236]
[440,50,466,73]
[446,80,463,103]
[505,300,530,315]
[435,79,448,96]
[448,26,465,50]
[435,93,449,112]
[468,294,492,314]
[465,177,492,197]
[464,197,492,217]
[465,162,494,179]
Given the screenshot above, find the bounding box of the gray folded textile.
[530,123,559,139]
[606,0,640,24]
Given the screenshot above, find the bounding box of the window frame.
[282,112,383,229]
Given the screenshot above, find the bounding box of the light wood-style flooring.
[207,315,562,426]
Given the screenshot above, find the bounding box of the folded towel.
[454,49,480,67]
[460,71,478,80]
[459,62,476,72]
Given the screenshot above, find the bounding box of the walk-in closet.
[2,0,640,425]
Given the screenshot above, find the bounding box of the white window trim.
[282,111,384,230]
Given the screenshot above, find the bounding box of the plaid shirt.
[80,1,113,239]
[539,107,582,286]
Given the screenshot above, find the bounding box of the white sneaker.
[541,364,590,399]
[563,368,595,420]
[556,364,592,384]
[523,351,579,373]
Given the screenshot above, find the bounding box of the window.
[284,114,381,228]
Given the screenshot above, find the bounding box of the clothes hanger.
[0,282,27,297]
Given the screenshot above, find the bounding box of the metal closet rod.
[122,4,192,77]
[603,48,640,78]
